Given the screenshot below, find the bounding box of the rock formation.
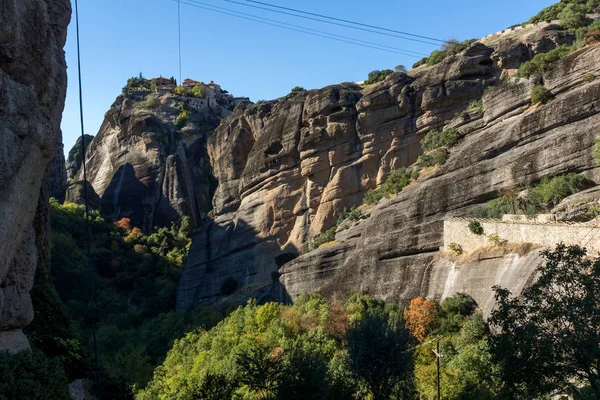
[74,89,236,231]
[0,0,70,352]
[66,134,94,181]
[178,22,600,314]
[50,135,68,202]
[65,180,102,210]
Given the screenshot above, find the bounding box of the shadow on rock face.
[101,163,170,230]
[177,217,295,312]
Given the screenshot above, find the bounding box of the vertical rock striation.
[75,93,231,231]
[178,23,600,312]
[0,0,71,352]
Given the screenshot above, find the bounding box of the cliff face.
[50,136,68,202]
[76,93,234,230]
[0,0,70,352]
[281,40,600,315]
[66,133,94,181]
[178,22,600,312]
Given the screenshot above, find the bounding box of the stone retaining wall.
[443,217,600,254]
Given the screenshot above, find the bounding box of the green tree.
[559,3,593,29]
[395,64,407,73]
[236,346,284,399]
[490,244,600,398]
[291,86,306,93]
[347,306,414,400]
[191,372,235,400]
[0,349,70,400]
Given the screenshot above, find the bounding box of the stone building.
[157,84,176,94]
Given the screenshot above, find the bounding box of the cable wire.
[74,0,100,389]
[245,0,446,43]
[224,0,442,46]
[178,0,182,84]
[184,0,426,56]
[176,0,425,57]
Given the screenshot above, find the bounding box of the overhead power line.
[223,0,442,46]
[178,0,182,84]
[74,0,100,389]
[184,0,427,56]
[175,0,426,57]
[245,0,446,43]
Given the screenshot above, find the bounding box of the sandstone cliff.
[0,0,70,352]
[74,91,235,231]
[50,135,68,202]
[66,133,94,181]
[178,22,600,313]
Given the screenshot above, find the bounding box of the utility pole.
[431,336,444,400]
[437,340,441,400]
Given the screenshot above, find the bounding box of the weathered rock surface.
[281,43,600,313]
[179,22,600,312]
[66,134,94,181]
[50,136,68,202]
[0,0,70,351]
[65,181,102,210]
[552,186,600,221]
[76,93,231,230]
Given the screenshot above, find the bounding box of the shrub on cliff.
[558,3,593,29]
[336,206,363,228]
[416,148,449,169]
[312,227,336,249]
[363,168,412,205]
[191,85,206,98]
[412,39,477,68]
[421,128,459,152]
[527,173,591,209]
[531,85,551,104]
[468,220,484,235]
[175,110,190,128]
[526,0,600,25]
[291,86,306,93]
[517,45,572,78]
[365,69,394,84]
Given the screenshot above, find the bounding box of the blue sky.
[61,0,555,154]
